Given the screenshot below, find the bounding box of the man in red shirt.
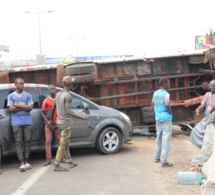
[41,84,60,166]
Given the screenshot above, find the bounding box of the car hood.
[99,106,121,117]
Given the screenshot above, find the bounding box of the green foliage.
[205,28,215,36]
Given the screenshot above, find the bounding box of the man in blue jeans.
[152,77,173,167]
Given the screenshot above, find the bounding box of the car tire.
[66,64,96,75]
[96,127,122,154]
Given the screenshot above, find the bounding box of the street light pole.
[25,10,53,55]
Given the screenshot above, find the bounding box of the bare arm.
[8,106,21,112]
[65,95,90,119]
[41,110,49,123]
[50,101,56,124]
[14,103,33,111]
[165,94,173,115]
[166,102,173,115]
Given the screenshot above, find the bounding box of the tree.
[205,28,215,36]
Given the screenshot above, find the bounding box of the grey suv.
[0,84,133,157]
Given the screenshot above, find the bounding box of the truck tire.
[73,74,96,84]
[66,63,96,75]
[141,106,155,124]
[96,127,122,154]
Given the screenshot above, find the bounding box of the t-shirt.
[7,91,33,126]
[152,89,172,122]
[55,91,73,126]
[201,92,215,115]
[41,96,57,123]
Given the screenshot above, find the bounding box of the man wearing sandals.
[8,78,33,172]
[152,77,173,167]
[51,76,91,171]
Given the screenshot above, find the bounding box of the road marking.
[12,166,49,195]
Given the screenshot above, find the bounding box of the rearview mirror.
[82,102,90,114]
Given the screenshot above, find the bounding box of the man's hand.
[196,108,200,116]
[81,115,91,120]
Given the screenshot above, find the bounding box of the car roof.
[0,83,51,90]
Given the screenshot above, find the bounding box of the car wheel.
[96,127,122,154]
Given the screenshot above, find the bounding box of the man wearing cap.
[51,76,91,171]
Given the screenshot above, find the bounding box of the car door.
[70,94,93,138]
[24,87,45,149]
[0,88,15,154]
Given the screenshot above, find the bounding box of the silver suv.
[0,84,133,157]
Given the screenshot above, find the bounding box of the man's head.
[159,77,170,89]
[62,76,75,89]
[14,78,24,91]
[48,84,56,97]
[209,80,215,93]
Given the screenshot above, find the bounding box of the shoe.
[43,160,52,167]
[25,163,32,170]
[54,165,69,172]
[19,164,26,172]
[161,162,173,167]
[154,158,160,163]
[69,162,78,169]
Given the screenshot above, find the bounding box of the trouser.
[54,126,72,165]
[12,125,32,162]
[155,120,172,164]
[45,124,60,161]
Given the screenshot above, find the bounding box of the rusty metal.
[1,48,215,127]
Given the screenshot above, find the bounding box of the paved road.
[0,128,200,195]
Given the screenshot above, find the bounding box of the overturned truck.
[1,48,215,128]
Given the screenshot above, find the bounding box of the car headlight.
[119,112,132,124]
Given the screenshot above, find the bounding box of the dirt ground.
[135,125,202,195]
[0,125,203,195]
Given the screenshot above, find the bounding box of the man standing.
[41,84,60,166]
[190,80,215,148]
[8,78,33,172]
[51,76,91,172]
[152,77,173,167]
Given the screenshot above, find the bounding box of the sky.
[0,0,215,60]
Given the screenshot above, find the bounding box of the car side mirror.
[82,102,90,114]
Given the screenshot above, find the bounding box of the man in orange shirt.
[41,84,60,166]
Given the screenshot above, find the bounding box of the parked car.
[0,83,133,157]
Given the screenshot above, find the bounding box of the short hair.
[14,78,24,84]
[48,84,56,88]
[159,77,169,87]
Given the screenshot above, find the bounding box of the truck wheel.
[148,126,156,133]
[73,74,96,84]
[66,64,96,75]
[96,127,122,154]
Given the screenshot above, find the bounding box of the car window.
[25,88,40,108]
[1,90,15,109]
[40,88,49,105]
[72,96,83,109]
